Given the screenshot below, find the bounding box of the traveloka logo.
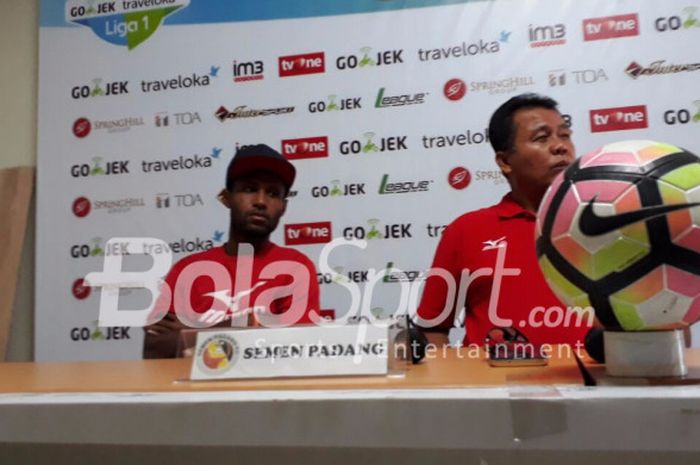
[65,0,190,50]
[417,33,509,61]
[141,67,217,93]
[141,153,215,173]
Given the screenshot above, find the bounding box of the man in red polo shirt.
[143,144,321,358]
[417,93,592,347]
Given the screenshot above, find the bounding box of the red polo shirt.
[417,194,591,346]
[151,243,320,328]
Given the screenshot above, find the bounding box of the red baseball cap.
[226,144,296,192]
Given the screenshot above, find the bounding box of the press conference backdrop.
[36,0,700,361]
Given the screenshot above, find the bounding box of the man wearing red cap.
[143,144,321,358]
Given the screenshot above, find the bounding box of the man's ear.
[495,150,512,177]
[280,197,288,216]
[217,189,230,208]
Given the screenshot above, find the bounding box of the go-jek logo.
[66,0,190,50]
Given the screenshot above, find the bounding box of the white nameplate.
[189,324,389,380]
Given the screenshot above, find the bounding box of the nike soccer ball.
[536,140,700,331]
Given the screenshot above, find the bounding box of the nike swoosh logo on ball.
[578,199,700,236]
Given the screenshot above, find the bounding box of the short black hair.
[488,93,560,153]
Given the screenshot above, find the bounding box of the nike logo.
[578,198,700,236]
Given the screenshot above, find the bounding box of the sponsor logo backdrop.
[37,0,699,360]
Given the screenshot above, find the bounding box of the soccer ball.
[536,140,700,331]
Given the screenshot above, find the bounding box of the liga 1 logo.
[65,0,190,50]
[196,334,240,375]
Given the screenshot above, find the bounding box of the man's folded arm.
[415,225,461,334]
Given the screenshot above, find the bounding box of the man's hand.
[143,313,188,359]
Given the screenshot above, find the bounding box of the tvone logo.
[589,105,648,132]
[278,52,325,77]
[285,222,332,245]
[583,13,639,40]
[281,136,329,160]
[663,101,700,125]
